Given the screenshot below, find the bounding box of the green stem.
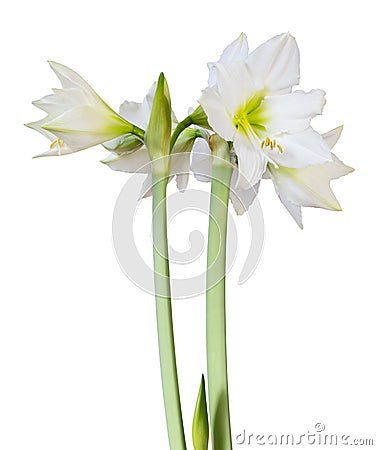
[152,171,187,450]
[170,105,211,153]
[170,116,193,152]
[206,146,233,450]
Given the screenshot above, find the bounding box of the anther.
[261,136,284,153]
[49,138,64,155]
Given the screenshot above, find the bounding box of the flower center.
[233,91,266,135]
[233,91,283,154]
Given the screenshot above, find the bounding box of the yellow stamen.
[260,136,284,154]
[50,138,64,156]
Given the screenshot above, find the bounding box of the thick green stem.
[152,171,187,450]
[206,145,233,450]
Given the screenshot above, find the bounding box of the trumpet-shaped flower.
[199,33,331,189]
[267,126,354,228]
[191,126,353,225]
[27,61,138,157]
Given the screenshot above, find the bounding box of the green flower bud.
[102,133,143,155]
[192,375,209,450]
[145,72,172,171]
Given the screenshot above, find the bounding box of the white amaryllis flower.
[199,33,331,190]
[27,61,137,157]
[191,126,353,226]
[267,126,354,228]
[102,86,204,197]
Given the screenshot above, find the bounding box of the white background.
[1,0,376,448]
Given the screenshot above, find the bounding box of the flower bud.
[102,134,143,154]
[192,375,209,450]
[145,72,172,171]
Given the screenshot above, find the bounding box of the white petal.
[51,87,91,109]
[207,66,218,89]
[246,33,300,94]
[199,87,235,140]
[191,138,212,182]
[262,89,326,134]
[25,118,56,141]
[322,125,343,149]
[143,82,157,112]
[211,61,257,113]
[139,174,153,199]
[32,139,77,158]
[119,82,156,129]
[29,88,91,136]
[48,61,95,95]
[43,105,130,150]
[32,92,75,116]
[170,152,191,191]
[233,130,267,189]
[174,156,190,191]
[49,61,117,113]
[322,154,354,180]
[268,128,331,168]
[101,147,151,173]
[119,100,149,129]
[279,193,303,228]
[268,154,354,210]
[220,32,249,62]
[139,173,174,199]
[269,169,303,228]
[208,33,249,86]
[230,171,259,215]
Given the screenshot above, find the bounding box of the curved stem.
[131,124,145,141]
[206,148,233,450]
[152,172,187,450]
[170,117,193,152]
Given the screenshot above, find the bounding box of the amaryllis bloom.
[27,62,137,157]
[191,126,353,226]
[102,85,206,196]
[199,33,331,189]
[267,126,354,228]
